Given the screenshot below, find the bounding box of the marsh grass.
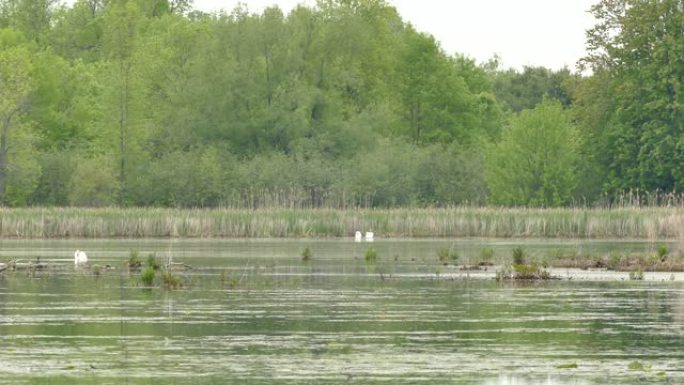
[512,263,551,280]
[657,243,668,261]
[553,252,684,272]
[141,267,155,286]
[301,246,312,262]
[162,271,183,289]
[512,247,526,265]
[365,247,378,263]
[1,206,684,239]
[127,250,142,271]
[146,254,161,270]
[629,268,644,280]
[437,247,459,264]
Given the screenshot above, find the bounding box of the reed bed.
[0,206,683,239]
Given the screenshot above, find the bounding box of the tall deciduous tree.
[0,30,39,205]
[582,0,684,193]
[486,100,578,206]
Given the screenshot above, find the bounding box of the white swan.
[74,250,88,265]
[354,231,363,242]
[365,232,374,242]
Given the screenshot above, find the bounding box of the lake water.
[0,239,683,384]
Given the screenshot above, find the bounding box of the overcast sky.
[192,0,598,70]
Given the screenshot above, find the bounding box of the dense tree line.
[0,0,678,208]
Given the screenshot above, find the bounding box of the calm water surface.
[0,239,683,384]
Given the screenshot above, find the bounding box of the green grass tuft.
[365,247,378,263]
[147,254,161,270]
[512,247,525,265]
[301,246,312,262]
[162,271,183,289]
[141,267,155,286]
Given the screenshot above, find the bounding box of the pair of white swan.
[354,231,374,242]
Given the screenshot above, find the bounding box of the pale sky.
[193,0,599,70]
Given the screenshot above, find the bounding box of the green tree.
[493,65,573,113]
[582,0,684,193]
[0,31,37,205]
[486,100,578,206]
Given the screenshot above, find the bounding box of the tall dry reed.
[1,206,683,239]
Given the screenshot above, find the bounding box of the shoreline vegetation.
[1,206,684,239]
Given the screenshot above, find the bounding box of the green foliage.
[493,66,573,112]
[0,0,679,208]
[486,100,579,206]
[146,253,160,271]
[127,249,142,270]
[140,266,155,286]
[512,247,525,266]
[365,247,377,263]
[581,0,684,194]
[512,262,551,280]
[67,156,119,207]
[437,247,459,264]
[657,244,668,261]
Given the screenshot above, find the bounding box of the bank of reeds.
[1,206,684,239]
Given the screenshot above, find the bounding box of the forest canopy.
[0,0,679,208]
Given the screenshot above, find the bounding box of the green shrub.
[141,267,155,286]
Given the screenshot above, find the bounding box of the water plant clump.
[141,266,155,286]
[479,247,494,261]
[629,268,644,280]
[512,247,525,265]
[147,254,161,271]
[657,243,668,261]
[127,250,142,271]
[162,271,183,289]
[627,361,650,371]
[437,247,458,264]
[556,362,578,369]
[301,246,312,262]
[365,247,378,263]
[512,263,551,280]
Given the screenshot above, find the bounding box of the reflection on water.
[484,376,588,385]
[0,239,683,384]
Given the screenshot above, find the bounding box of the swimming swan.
[74,250,88,265]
